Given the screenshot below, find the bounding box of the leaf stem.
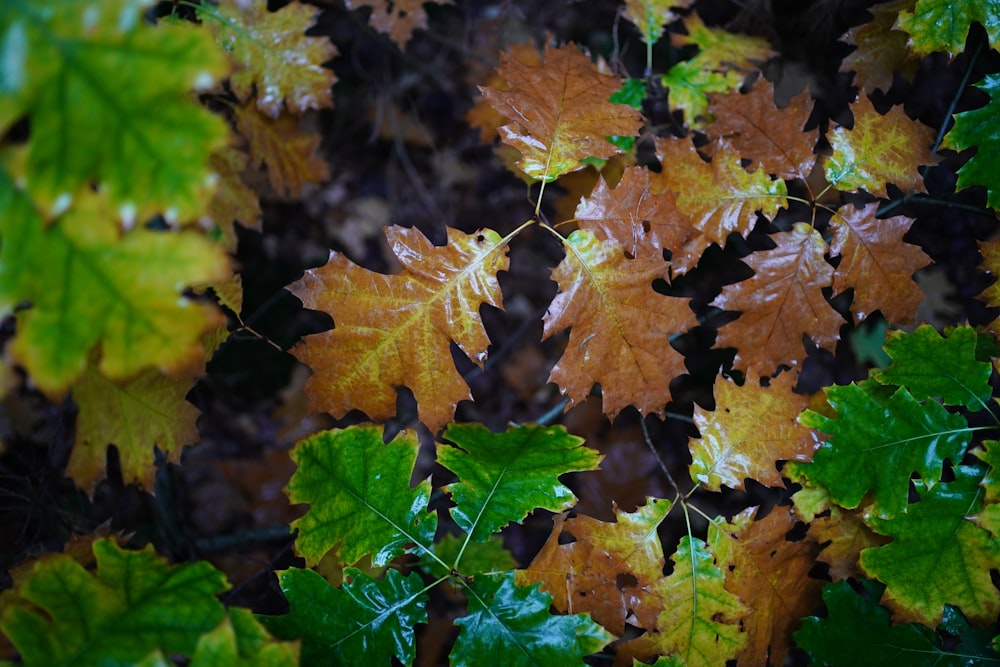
[933,41,984,154]
[640,415,682,497]
[876,193,996,218]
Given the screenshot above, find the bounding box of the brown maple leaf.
[232,102,330,198]
[841,0,918,94]
[543,229,697,419]
[345,0,453,48]
[828,202,930,324]
[705,78,818,181]
[713,223,843,379]
[711,507,824,667]
[654,136,787,247]
[575,165,698,263]
[690,373,819,491]
[481,43,643,182]
[289,226,509,433]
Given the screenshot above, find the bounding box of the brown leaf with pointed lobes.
[711,507,824,667]
[345,0,453,48]
[466,42,543,144]
[841,0,918,94]
[808,503,890,581]
[233,103,329,198]
[543,229,697,419]
[706,78,818,181]
[828,202,930,325]
[654,136,787,246]
[576,166,699,264]
[713,223,843,380]
[290,226,509,433]
[690,373,820,492]
[481,43,644,182]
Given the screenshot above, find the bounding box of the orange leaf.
[575,166,698,263]
[517,498,672,635]
[210,0,336,117]
[654,136,787,246]
[465,42,543,143]
[690,373,819,491]
[713,223,843,379]
[481,43,643,182]
[232,102,329,198]
[808,503,890,581]
[345,0,453,48]
[706,78,818,181]
[543,229,697,419]
[828,202,930,324]
[824,95,935,197]
[840,0,918,94]
[289,226,509,433]
[710,507,824,667]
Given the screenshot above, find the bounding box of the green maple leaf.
[872,325,993,410]
[258,567,426,667]
[860,465,1000,627]
[419,533,516,579]
[0,0,230,221]
[286,425,437,566]
[795,579,999,667]
[896,0,1000,59]
[438,423,603,543]
[0,180,229,395]
[791,380,972,518]
[451,573,612,666]
[189,609,298,667]
[0,539,229,666]
[942,72,1000,211]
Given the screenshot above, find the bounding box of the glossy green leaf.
[860,465,1000,626]
[0,539,229,666]
[872,325,992,409]
[452,573,612,666]
[0,0,230,221]
[190,609,298,667]
[792,380,972,518]
[438,423,602,542]
[942,72,1000,210]
[794,579,986,667]
[287,425,437,566]
[259,567,426,667]
[896,0,1000,59]
[418,533,516,579]
[0,181,229,395]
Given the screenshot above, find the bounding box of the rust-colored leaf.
[481,43,643,182]
[232,102,330,199]
[841,0,919,93]
[206,147,261,252]
[690,373,819,492]
[517,499,672,635]
[465,42,543,144]
[345,0,453,48]
[713,223,843,379]
[654,136,787,246]
[710,507,824,667]
[289,226,509,433]
[824,95,935,197]
[705,78,818,181]
[543,229,697,419]
[808,503,890,581]
[575,166,698,263]
[828,202,929,324]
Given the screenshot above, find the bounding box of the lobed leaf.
[840,0,918,93]
[0,539,229,666]
[942,72,1000,210]
[793,380,972,518]
[286,425,437,567]
[439,423,602,542]
[896,0,1000,59]
[190,609,299,667]
[345,0,454,48]
[258,567,426,666]
[623,0,680,46]
[452,573,613,666]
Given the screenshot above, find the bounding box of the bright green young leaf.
[286,425,437,566]
[794,579,986,667]
[618,536,747,667]
[438,423,602,542]
[0,539,229,666]
[418,533,516,579]
[452,573,612,666]
[258,567,427,667]
[0,182,228,396]
[942,72,1000,210]
[860,465,1000,626]
[792,380,972,518]
[0,0,230,221]
[872,325,992,409]
[190,609,299,667]
[896,0,1000,59]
